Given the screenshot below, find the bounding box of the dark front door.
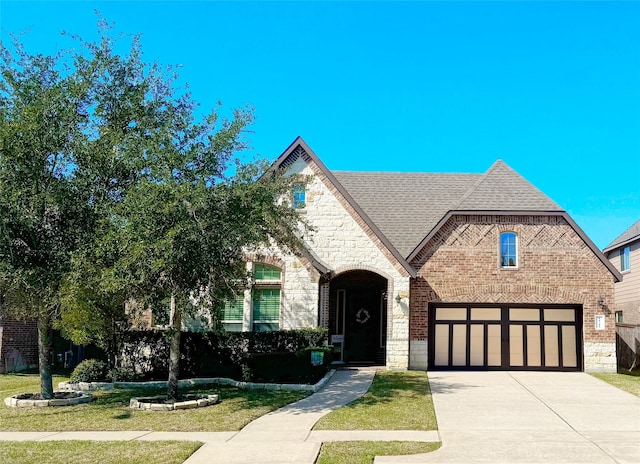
[345,290,381,363]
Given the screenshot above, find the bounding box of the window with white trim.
[620,246,630,272]
[500,232,518,268]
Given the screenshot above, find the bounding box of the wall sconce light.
[395,294,402,303]
[597,296,604,308]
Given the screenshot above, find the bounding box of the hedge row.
[118,328,329,383]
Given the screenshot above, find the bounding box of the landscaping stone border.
[130,394,219,411]
[59,369,336,393]
[4,391,92,408]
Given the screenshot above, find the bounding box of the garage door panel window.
[487,325,502,366]
[471,308,501,320]
[434,325,450,366]
[544,308,575,322]
[452,325,467,366]
[544,326,559,367]
[436,307,467,320]
[561,326,577,367]
[527,325,542,367]
[510,308,540,321]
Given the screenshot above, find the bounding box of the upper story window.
[253,263,282,281]
[620,246,630,272]
[292,184,306,209]
[500,232,518,268]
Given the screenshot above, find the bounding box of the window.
[292,184,306,209]
[222,296,244,332]
[253,263,282,281]
[253,288,280,331]
[252,263,281,331]
[500,232,518,268]
[621,246,630,272]
[615,311,624,324]
[221,262,282,332]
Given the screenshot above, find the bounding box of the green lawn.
[314,370,438,430]
[591,370,640,398]
[0,374,307,431]
[0,441,201,464]
[317,441,441,464]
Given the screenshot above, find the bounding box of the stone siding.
[409,214,617,372]
[275,150,411,368]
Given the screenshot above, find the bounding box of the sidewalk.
[0,368,440,464]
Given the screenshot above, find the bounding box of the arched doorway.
[329,270,388,365]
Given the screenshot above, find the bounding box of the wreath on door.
[355,308,371,324]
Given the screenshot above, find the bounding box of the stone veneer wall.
[409,214,617,372]
[275,149,412,368]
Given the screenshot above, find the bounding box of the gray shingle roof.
[603,219,640,252]
[332,160,563,258]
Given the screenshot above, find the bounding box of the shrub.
[241,346,333,384]
[107,366,140,382]
[70,359,107,382]
[118,328,329,381]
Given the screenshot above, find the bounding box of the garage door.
[428,304,583,371]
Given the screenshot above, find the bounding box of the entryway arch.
[328,270,388,365]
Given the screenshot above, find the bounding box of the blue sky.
[1,1,639,249]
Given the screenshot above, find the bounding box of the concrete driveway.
[377,371,640,464]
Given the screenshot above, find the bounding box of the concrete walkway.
[376,371,640,464]
[0,368,439,464]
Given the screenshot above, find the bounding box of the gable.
[272,137,416,277]
[455,160,562,211]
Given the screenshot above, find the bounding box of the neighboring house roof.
[603,219,640,253]
[272,137,621,282]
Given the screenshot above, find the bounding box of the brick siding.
[0,318,38,372]
[409,214,616,346]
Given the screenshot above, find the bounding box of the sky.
[1,1,638,250]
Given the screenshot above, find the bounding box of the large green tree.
[0,39,92,398]
[1,20,307,400]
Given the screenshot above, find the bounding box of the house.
[230,137,621,373]
[603,220,640,325]
[2,137,621,374]
[0,318,38,373]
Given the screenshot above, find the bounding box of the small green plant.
[70,359,107,383]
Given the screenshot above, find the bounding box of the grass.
[316,441,441,464]
[591,369,640,398]
[0,441,201,464]
[0,373,307,431]
[313,370,438,430]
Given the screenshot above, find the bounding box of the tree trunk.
[167,293,181,401]
[38,314,54,399]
